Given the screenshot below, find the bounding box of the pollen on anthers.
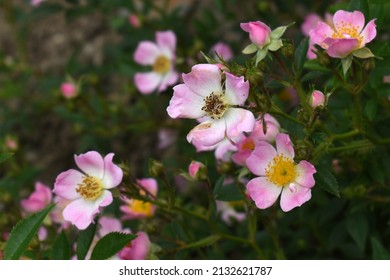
[76,176,103,200]
[265,154,297,187]
[201,92,228,119]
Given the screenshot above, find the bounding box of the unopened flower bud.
[149,159,164,177]
[60,82,77,99]
[188,161,208,181]
[310,90,325,108]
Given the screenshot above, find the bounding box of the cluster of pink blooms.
[304,10,376,59]
[24,8,377,259]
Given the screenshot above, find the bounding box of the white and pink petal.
[295,160,316,189]
[166,84,205,119]
[134,72,162,95]
[275,133,295,159]
[182,64,222,97]
[246,141,277,176]
[187,119,226,146]
[280,184,312,212]
[101,153,123,189]
[53,169,84,200]
[134,41,161,65]
[224,72,249,106]
[246,177,282,209]
[224,108,255,140]
[74,151,105,178]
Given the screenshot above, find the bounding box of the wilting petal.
[133,41,161,65]
[246,177,282,209]
[246,141,277,176]
[295,160,316,188]
[275,133,295,158]
[182,64,222,97]
[167,84,205,119]
[101,153,123,189]
[187,119,226,146]
[53,169,84,200]
[224,72,249,106]
[326,38,359,58]
[361,19,377,45]
[224,108,255,140]
[280,184,312,212]
[333,10,365,34]
[75,151,104,178]
[134,72,162,94]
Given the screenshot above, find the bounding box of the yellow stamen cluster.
[153,55,171,74]
[129,200,153,217]
[201,92,228,119]
[265,154,297,187]
[332,21,363,47]
[76,176,103,200]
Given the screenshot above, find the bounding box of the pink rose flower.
[232,114,280,166]
[118,231,151,260]
[167,64,255,147]
[310,90,326,108]
[60,82,77,99]
[21,182,52,213]
[240,21,271,48]
[53,151,123,230]
[246,133,316,212]
[309,10,376,58]
[120,178,158,220]
[134,30,178,94]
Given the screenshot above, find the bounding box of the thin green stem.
[331,129,360,140]
[270,105,304,126]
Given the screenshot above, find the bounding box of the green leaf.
[268,39,283,52]
[0,153,13,164]
[242,44,258,55]
[4,204,55,260]
[349,0,369,15]
[51,231,71,260]
[213,176,244,201]
[346,213,368,251]
[294,38,309,73]
[353,47,375,59]
[371,237,390,259]
[314,165,340,197]
[255,49,268,65]
[77,222,97,260]
[271,25,287,39]
[90,232,136,260]
[364,99,378,121]
[341,55,353,76]
[301,71,326,82]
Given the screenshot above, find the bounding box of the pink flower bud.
[310,90,325,108]
[129,14,141,28]
[188,161,206,180]
[60,82,77,99]
[20,182,52,213]
[240,21,271,47]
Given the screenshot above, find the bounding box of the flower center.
[201,92,228,119]
[129,200,153,217]
[76,176,103,200]
[153,55,171,74]
[265,154,297,187]
[242,138,255,151]
[332,21,363,46]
